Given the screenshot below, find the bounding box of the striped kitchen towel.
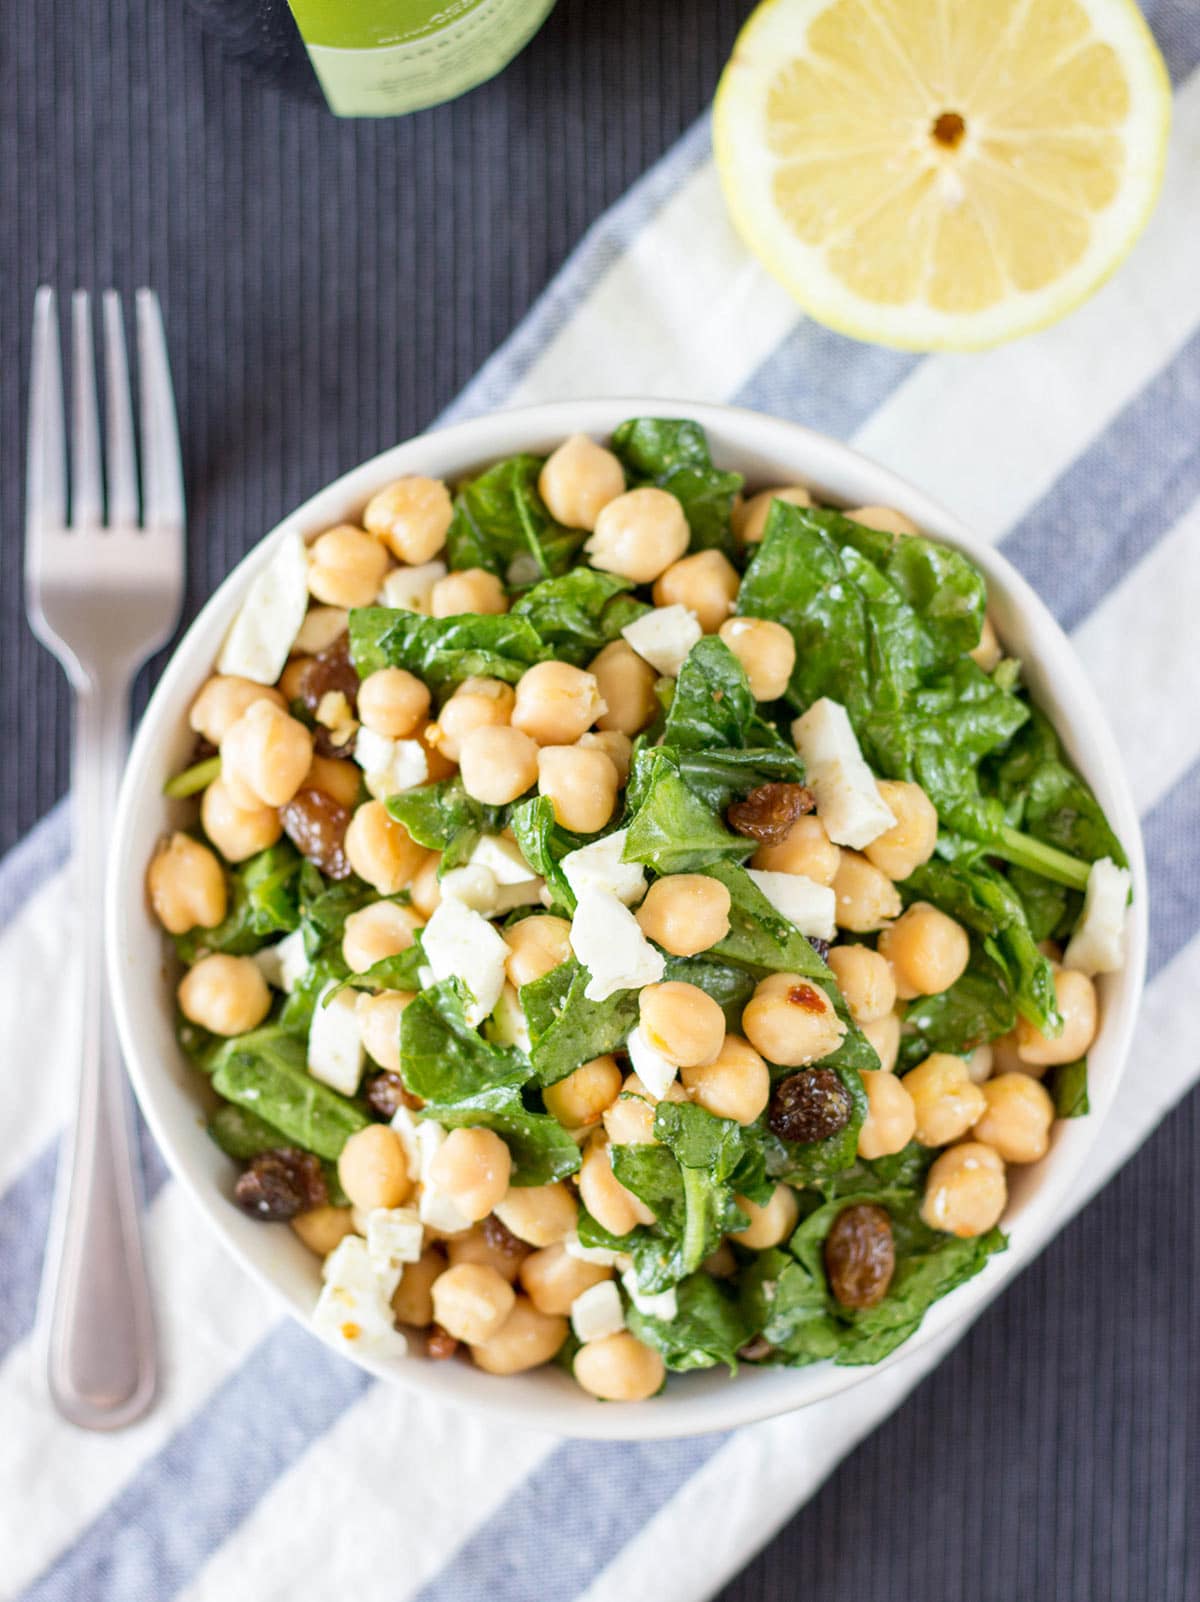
[3,7,1199,1598]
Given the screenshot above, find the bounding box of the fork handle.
[45,678,156,1430]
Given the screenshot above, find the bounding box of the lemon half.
[713,0,1171,350]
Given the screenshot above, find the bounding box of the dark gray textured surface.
[1,3,1196,1598]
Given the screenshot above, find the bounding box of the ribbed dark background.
[1,2,1195,1597]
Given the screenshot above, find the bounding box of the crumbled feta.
[561,829,647,907]
[401,1116,473,1234]
[621,1267,678,1322]
[253,927,309,992]
[625,1025,679,1101]
[469,833,539,886]
[790,697,896,849]
[487,983,532,1053]
[217,529,310,684]
[570,1280,626,1342]
[420,898,509,1024]
[312,1236,408,1360]
[563,1230,633,1269]
[307,983,365,1096]
[293,605,349,655]
[621,604,702,678]
[353,727,429,801]
[440,856,544,918]
[365,1206,424,1290]
[379,560,447,613]
[1063,857,1132,976]
[569,888,664,1002]
[746,869,837,940]
[390,1105,422,1176]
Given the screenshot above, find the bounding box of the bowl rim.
[107,396,1148,1441]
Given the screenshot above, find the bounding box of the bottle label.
[287,0,555,116]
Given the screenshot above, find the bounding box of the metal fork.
[26,288,185,1430]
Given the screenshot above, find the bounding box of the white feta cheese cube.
[252,943,285,990]
[292,605,349,655]
[570,1280,626,1342]
[561,829,647,907]
[307,983,365,1096]
[746,869,837,940]
[1063,857,1132,976]
[365,1207,424,1289]
[273,929,310,993]
[378,560,447,613]
[469,833,539,886]
[404,1117,473,1234]
[217,530,310,684]
[353,727,429,801]
[440,862,543,918]
[390,1105,422,1176]
[625,1025,679,1101]
[621,604,702,678]
[621,1267,678,1322]
[312,1236,408,1359]
[488,983,532,1053]
[420,898,509,1025]
[563,1230,633,1269]
[790,697,896,850]
[569,888,665,1003]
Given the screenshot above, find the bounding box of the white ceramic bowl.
[108,399,1147,1441]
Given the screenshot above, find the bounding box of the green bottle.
[285,0,557,117]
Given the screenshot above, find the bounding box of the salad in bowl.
[125,407,1137,1417]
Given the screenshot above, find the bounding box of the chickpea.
[845,505,919,536]
[357,668,431,740]
[201,777,283,863]
[991,1029,1042,1078]
[971,1072,1055,1163]
[427,1127,512,1224]
[857,1069,917,1159]
[970,615,1003,673]
[430,567,508,618]
[363,475,453,564]
[177,953,270,1036]
[861,1008,902,1073]
[717,616,796,701]
[494,1180,579,1247]
[831,851,903,932]
[469,1295,568,1375]
[635,874,731,957]
[447,1225,528,1285]
[519,1242,612,1315]
[416,718,458,782]
[589,640,659,736]
[575,1332,665,1402]
[512,661,606,747]
[392,1244,445,1327]
[585,487,689,584]
[342,900,422,974]
[221,700,314,809]
[503,914,573,989]
[431,1262,516,1344]
[147,833,227,933]
[752,815,841,886]
[278,657,311,702]
[578,1136,655,1235]
[538,434,625,530]
[537,745,619,833]
[303,755,362,810]
[290,1204,355,1257]
[602,1075,657,1146]
[1016,969,1098,1066]
[742,972,846,1067]
[901,1052,988,1146]
[344,801,427,895]
[730,1183,800,1249]
[733,485,812,545]
[653,550,740,634]
[680,1034,770,1125]
[459,725,539,807]
[428,678,514,763]
[408,852,443,920]
[921,1141,1007,1236]
[189,676,285,746]
[356,990,415,1072]
[337,1124,413,1212]
[543,1056,623,1129]
[576,729,632,787]
[307,524,390,608]
[826,945,896,1024]
[292,605,350,656]
[878,902,970,998]
[639,981,725,1068]
[864,781,939,881]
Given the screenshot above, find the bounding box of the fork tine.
[26,287,67,545]
[102,292,139,529]
[70,292,103,529]
[135,290,185,532]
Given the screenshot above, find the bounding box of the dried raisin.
[726,783,814,845]
[426,1325,460,1361]
[824,1203,895,1309]
[364,1071,419,1120]
[769,1067,853,1145]
[234,1148,328,1221]
[280,787,352,879]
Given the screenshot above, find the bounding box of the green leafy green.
[399,981,530,1101]
[349,608,547,690]
[511,569,648,664]
[175,841,303,963]
[738,1250,843,1362]
[623,751,753,874]
[206,1103,349,1204]
[611,418,743,556]
[625,1272,751,1373]
[1050,1057,1089,1119]
[163,754,221,798]
[986,707,1127,869]
[387,779,507,870]
[210,1028,368,1161]
[899,947,1017,1067]
[421,1088,581,1185]
[508,796,589,914]
[522,960,641,1086]
[446,453,581,583]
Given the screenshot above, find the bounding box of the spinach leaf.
[210,1028,368,1161]
[206,1104,349,1204]
[611,418,743,556]
[349,608,547,689]
[899,947,1017,1066]
[175,840,303,963]
[387,779,507,870]
[508,795,589,914]
[297,870,379,961]
[522,960,642,1086]
[421,1087,581,1185]
[986,707,1127,868]
[613,1140,746,1292]
[511,569,648,665]
[625,1272,752,1373]
[446,453,581,583]
[622,751,753,874]
[330,944,426,998]
[1050,1057,1089,1118]
[653,1101,773,1204]
[399,981,531,1101]
[738,1249,843,1361]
